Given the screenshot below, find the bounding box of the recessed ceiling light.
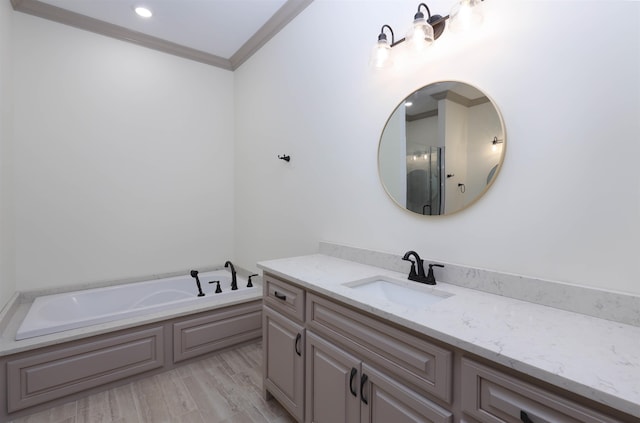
[134,6,153,18]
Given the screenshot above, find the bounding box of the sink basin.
[344,277,453,309]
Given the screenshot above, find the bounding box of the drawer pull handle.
[274,291,287,301]
[520,411,534,423]
[295,333,302,356]
[360,374,369,405]
[349,368,357,397]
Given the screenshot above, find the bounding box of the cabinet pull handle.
[360,374,368,405]
[349,368,358,397]
[295,333,302,356]
[274,291,287,301]
[520,411,534,423]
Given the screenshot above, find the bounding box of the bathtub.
[16,269,258,340]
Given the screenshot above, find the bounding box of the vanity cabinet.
[262,272,453,423]
[262,275,305,422]
[262,272,633,423]
[306,331,451,423]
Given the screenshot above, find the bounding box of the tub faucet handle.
[209,280,222,294]
[248,274,258,288]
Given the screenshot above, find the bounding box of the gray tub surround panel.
[257,254,640,420]
[319,241,640,326]
[173,301,262,363]
[6,326,165,413]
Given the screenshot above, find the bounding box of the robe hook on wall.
[278,154,291,162]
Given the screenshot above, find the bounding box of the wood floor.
[8,341,296,423]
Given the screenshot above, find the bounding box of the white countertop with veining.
[258,254,640,419]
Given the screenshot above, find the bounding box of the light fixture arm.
[378,24,396,45]
[415,3,432,20]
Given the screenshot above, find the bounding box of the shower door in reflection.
[406,147,444,215]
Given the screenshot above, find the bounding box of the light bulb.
[406,17,434,51]
[449,0,484,33]
[369,38,393,69]
[134,6,153,18]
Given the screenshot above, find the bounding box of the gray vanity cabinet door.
[360,364,453,423]
[263,307,305,422]
[305,331,361,423]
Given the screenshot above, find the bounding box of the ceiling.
[10,0,313,70]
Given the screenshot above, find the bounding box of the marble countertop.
[258,253,640,419]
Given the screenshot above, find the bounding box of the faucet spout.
[225,261,237,290]
[401,251,428,283]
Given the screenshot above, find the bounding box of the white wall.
[0,0,15,309]
[442,99,467,214]
[13,13,236,291]
[234,0,640,295]
[466,101,503,204]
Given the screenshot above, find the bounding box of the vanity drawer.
[307,293,453,403]
[263,273,305,323]
[460,358,624,423]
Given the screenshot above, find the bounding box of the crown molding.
[406,109,438,122]
[11,0,314,71]
[431,90,490,107]
[230,0,314,69]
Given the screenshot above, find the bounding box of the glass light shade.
[406,18,434,51]
[369,39,393,69]
[449,0,484,32]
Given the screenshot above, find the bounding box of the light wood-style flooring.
[9,341,295,423]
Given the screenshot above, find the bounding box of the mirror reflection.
[378,81,505,216]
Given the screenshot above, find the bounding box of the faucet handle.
[248,274,258,288]
[209,280,222,293]
[402,256,419,280]
[426,264,444,285]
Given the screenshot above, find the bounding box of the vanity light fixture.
[370,0,484,69]
[134,6,153,18]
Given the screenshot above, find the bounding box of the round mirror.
[378,81,505,216]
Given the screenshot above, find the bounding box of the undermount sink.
[344,277,453,309]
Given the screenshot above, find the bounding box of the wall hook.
[278,154,291,162]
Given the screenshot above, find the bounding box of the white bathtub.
[16,269,259,340]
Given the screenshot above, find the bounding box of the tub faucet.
[225,261,237,290]
[401,251,428,284]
